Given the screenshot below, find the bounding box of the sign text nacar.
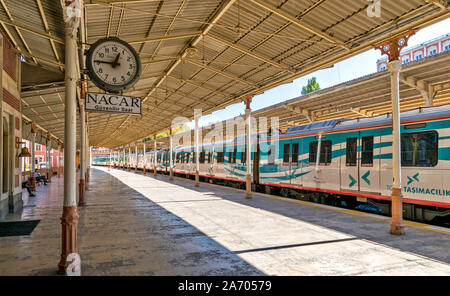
[85,92,141,115]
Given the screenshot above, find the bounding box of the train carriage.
[167,104,450,222]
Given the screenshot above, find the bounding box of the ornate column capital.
[374,30,416,61]
[242,95,253,109]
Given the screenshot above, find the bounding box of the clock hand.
[112,53,120,68]
[94,60,121,66]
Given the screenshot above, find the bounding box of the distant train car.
[136,105,450,223]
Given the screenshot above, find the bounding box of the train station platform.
[1,167,449,276]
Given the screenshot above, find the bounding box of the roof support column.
[143,143,146,174]
[169,129,174,181]
[57,141,61,178]
[244,96,253,199]
[135,144,138,173]
[46,133,52,182]
[128,147,131,171]
[387,60,405,235]
[79,107,86,206]
[86,117,90,182]
[375,30,415,236]
[58,0,81,275]
[153,136,157,176]
[30,123,36,188]
[194,110,201,187]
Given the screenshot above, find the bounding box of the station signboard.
[85,92,141,115]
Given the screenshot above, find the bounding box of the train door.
[208,146,215,176]
[340,130,380,193]
[252,136,260,184]
[341,132,360,191]
[226,144,238,180]
[289,140,302,186]
[359,129,380,193]
[281,141,292,185]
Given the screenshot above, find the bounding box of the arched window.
[427,46,437,56]
[443,40,450,51]
[414,51,423,61]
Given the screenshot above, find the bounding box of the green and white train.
[128,105,450,223]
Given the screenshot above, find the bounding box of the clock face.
[86,37,141,93]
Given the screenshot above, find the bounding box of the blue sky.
[189,17,450,128]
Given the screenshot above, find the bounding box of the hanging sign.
[85,92,141,115]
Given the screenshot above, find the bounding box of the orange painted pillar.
[153,136,157,176]
[169,128,174,181]
[58,9,80,275]
[244,96,253,199]
[375,30,416,235]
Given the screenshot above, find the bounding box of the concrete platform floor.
[0,166,449,275]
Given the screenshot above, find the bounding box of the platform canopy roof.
[133,50,450,150]
[254,50,450,131]
[5,0,449,148]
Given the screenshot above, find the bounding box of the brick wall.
[3,89,19,111]
[3,38,16,80]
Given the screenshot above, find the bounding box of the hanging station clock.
[85,37,142,93]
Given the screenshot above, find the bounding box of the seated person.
[22,180,35,197]
[35,169,48,185]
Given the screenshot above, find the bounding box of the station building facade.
[0,32,24,219]
[377,33,450,71]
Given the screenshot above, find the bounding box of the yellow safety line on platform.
[114,168,450,236]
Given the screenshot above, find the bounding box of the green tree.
[301,77,321,96]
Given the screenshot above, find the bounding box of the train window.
[241,149,246,164]
[200,151,206,163]
[320,141,332,164]
[186,152,191,163]
[309,142,317,164]
[217,151,224,163]
[283,144,290,164]
[208,152,213,164]
[361,136,373,166]
[401,131,438,167]
[180,153,185,163]
[268,145,276,165]
[346,137,357,166]
[292,143,299,164]
[309,140,332,165]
